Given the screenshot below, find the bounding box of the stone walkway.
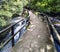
[10,11,55,52]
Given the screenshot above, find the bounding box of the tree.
[0,0,28,29]
[27,0,60,13]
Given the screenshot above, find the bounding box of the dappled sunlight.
[38,35,41,38]
[0,0,59,52]
[30,25,35,28]
[47,45,52,50]
[40,47,45,52]
[27,28,33,31]
[9,11,55,52]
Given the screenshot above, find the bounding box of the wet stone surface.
[10,11,55,52]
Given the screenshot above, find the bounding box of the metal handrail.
[39,12,60,43]
[46,16,60,44]
[0,17,30,50]
[0,18,24,34]
[0,24,26,49]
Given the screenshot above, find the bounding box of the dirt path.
[10,11,54,52]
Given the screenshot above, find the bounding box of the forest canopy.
[0,0,28,29]
[0,0,60,29]
[27,0,60,13]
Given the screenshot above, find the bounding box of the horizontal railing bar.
[0,24,26,49]
[47,17,60,42]
[0,25,12,34]
[38,13,60,42]
[0,19,24,34]
[0,35,13,49]
[14,24,26,36]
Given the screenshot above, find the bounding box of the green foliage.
[0,10,12,20]
[0,18,6,27]
[22,10,29,18]
[21,0,28,6]
[27,0,60,13]
[0,0,28,28]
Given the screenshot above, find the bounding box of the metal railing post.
[50,25,53,35]
[11,26,14,47]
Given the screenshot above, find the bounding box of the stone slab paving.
[10,11,55,52]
